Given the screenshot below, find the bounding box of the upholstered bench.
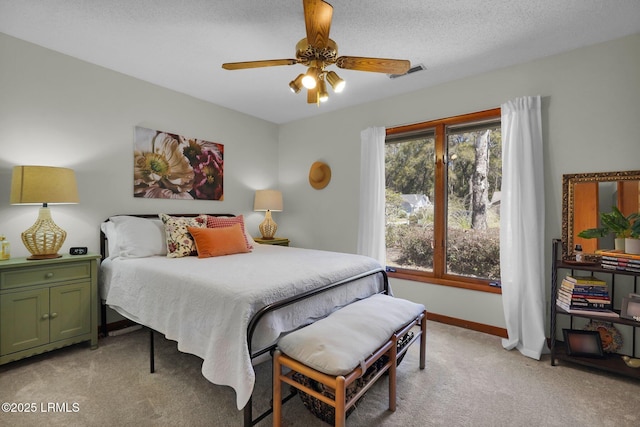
[273,294,427,427]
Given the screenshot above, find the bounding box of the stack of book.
[556,274,619,318]
[596,250,640,273]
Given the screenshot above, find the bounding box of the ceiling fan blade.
[222,59,298,70]
[336,56,411,75]
[304,0,333,49]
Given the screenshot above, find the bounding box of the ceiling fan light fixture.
[307,86,319,104]
[326,71,345,93]
[221,0,411,107]
[318,78,329,102]
[289,73,305,93]
[302,66,319,89]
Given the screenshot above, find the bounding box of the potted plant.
[626,216,640,255]
[578,206,639,252]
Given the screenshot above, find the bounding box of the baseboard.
[427,312,508,338]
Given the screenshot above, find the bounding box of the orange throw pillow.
[188,224,250,258]
[206,215,254,250]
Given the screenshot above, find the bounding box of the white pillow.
[107,216,167,258]
[100,221,119,259]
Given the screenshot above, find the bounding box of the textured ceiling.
[1,0,639,124]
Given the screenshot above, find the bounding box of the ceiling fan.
[221,0,411,104]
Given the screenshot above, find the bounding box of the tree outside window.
[385,109,502,288]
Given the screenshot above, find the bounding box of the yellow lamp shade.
[10,165,79,259]
[11,166,79,205]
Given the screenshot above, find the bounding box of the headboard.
[100,213,235,260]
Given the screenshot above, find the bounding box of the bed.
[98,213,389,425]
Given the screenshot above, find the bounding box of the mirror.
[562,170,640,259]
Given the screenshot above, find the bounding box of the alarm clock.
[70,247,88,255]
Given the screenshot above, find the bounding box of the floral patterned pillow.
[159,213,207,258]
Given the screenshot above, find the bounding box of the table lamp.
[253,189,283,239]
[10,165,79,259]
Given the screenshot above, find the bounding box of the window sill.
[387,270,502,294]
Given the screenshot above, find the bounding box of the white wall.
[278,33,640,329]
[0,33,280,260]
[2,31,639,332]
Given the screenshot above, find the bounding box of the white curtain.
[357,127,386,266]
[500,96,548,360]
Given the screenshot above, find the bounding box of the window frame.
[385,108,502,294]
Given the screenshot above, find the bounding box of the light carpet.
[1,321,638,427]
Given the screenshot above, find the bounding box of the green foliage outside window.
[385,122,502,282]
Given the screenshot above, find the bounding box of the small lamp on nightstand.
[253,189,283,240]
[10,165,79,259]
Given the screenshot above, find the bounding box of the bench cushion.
[277,294,425,376]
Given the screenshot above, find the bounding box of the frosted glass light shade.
[302,67,319,89]
[326,71,345,93]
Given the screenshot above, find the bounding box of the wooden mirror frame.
[562,170,640,259]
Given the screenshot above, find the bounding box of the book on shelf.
[563,274,607,285]
[600,256,640,271]
[557,288,610,301]
[599,253,640,272]
[556,300,612,311]
[561,288,609,297]
[595,249,640,261]
[556,301,612,310]
[559,280,609,295]
[555,303,620,318]
[556,296,611,310]
[558,294,611,308]
[557,275,612,311]
[601,262,640,273]
[600,255,640,266]
[568,299,612,309]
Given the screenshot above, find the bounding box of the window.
[385,109,502,291]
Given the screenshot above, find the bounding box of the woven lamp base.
[21,207,66,260]
[259,210,278,240]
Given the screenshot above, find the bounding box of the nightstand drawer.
[0,262,91,290]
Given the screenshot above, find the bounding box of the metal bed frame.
[98,214,389,427]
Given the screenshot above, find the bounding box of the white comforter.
[100,244,384,409]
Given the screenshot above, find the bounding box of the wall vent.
[388,63,426,79]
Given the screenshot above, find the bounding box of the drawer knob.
[50,312,58,319]
[41,314,49,320]
[45,272,54,279]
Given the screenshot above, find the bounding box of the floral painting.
[134,126,224,200]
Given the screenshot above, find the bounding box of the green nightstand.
[0,253,100,365]
[254,237,290,247]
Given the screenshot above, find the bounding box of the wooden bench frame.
[273,309,427,427]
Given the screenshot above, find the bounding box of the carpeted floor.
[1,321,638,427]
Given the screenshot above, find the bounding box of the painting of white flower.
[134,126,224,200]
